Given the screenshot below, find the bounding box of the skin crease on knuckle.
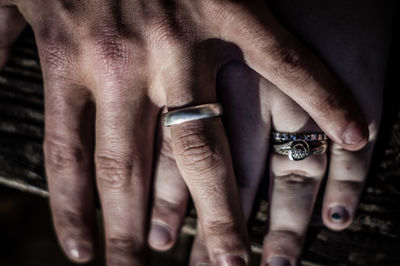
[269,43,312,87]
[107,236,144,256]
[173,122,224,177]
[154,197,182,217]
[95,154,135,190]
[273,174,318,190]
[44,137,86,173]
[106,236,146,265]
[52,207,92,239]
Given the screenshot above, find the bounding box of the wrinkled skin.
[0,0,389,265]
[150,1,391,265]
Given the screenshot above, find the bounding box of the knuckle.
[44,137,84,171]
[94,34,127,64]
[37,23,75,73]
[95,154,133,190]
[272,229,302,239]
[154,198,181,216]
[312,92,341,114]
[90,27,132,76]
[203,219,238,236]
[174,129,222,175]
[107,235,144,257]
[274,173,319,189]
[53,208,85,232]
[40,38,73,74]
[271,44,312,86]
[53,209,94,252]
[198,180,225,200]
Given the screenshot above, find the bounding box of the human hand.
[0,0,373,265]
[148,0,391,265]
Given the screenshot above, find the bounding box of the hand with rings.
[0,0,390,265]
[151,1,391,265]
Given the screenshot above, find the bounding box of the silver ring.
[272,132,328,142]
[162,103,223,127]
[271,132,328,161]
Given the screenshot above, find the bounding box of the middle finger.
[94,82,158,265]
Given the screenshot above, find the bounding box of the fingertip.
[323,204,353,231]
[64,238,94,263]
[148,221,175,251]
[341,121,369,151]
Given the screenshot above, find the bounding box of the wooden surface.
[0,29,399,266]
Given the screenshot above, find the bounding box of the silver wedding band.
[162,103,223,127]
[271,132,328,161]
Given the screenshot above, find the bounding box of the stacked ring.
[272,132,328,161]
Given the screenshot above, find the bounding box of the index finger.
[216,2,368,151]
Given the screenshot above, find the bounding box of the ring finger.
[262,87,327,266]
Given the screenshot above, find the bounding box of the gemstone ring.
[271,132,328,161]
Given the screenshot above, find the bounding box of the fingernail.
[196,263,211,266]
[267,257,291,266]
[216,255,246,266]
[149,222,173,247]
[65,238,93,261]
[328,205,350,223]
[343,121,366,145]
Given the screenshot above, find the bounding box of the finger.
[218,2,368,151]
[266,0,390,233]
[189,228,212,266]
[167,56,250,265]
[189,61,272,266]
[216,61,271,220]
[262,88,327,266]
[37,29,97,263]
[95,86,158,265]
[43,78,96,262]
[322,135,377,230]
[148,122,189,251]
[0,6,26,68]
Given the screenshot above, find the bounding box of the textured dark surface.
[0,29,399,266]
